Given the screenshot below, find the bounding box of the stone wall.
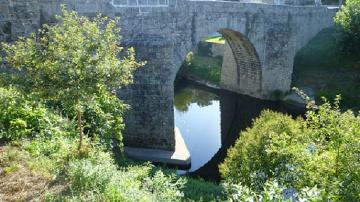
[221,42,238,91]
[211,43,225,57]
[219,28,262,97]
[118,35,176,150]
[0,0,40,42]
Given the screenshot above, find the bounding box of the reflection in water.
[174,81,303,181]
[174,86,218,112]
[174,84,221,172]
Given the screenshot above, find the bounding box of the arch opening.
[173,28,263,173]
[218,28,262,97]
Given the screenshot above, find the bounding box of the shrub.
[0,87,75,142]
[219,110,306,191]
[48,90,128,150]
[220,97,360,201]
[143,171,185,201]
[223,180,325,202]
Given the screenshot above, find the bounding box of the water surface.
[174,81,303,181]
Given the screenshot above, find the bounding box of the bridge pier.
[118,35,191,166]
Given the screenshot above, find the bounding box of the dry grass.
[0,146,68,202]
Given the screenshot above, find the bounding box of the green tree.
[1,7,143,150]
[334,0,360,56]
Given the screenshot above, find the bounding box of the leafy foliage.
[0,87,75,142]
[220,96,360,201]
[220,110,305,190]
[47,90,128,149]
[2,7,141,101]
[334,0,360,57]
[223,180,325,202]
[1,7,143,149]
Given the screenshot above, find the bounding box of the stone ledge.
[124,128,191,168]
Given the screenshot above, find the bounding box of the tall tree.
[1,6,144,150]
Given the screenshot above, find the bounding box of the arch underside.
[218,29,262,97]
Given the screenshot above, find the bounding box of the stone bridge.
[1,0,337,164]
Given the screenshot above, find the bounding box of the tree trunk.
[77,104,83,150]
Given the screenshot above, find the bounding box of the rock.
[283,87,315,107]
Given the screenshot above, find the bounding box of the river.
[174,80,304,182]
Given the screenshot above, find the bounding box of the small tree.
[334,0,360,57]
[1,6,143,150]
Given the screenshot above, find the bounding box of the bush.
[219,110,305,190]
[223,180,325,202]
[0,87,75,142]
[0,86,124,150]
[220,97,360,201]
[48,91,128,150]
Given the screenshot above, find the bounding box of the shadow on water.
[174,80,304,182]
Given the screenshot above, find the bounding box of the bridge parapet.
[111,0,170,7]
[189,0,322,6]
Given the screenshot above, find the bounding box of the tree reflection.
[174,84,218,112]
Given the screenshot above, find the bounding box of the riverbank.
[292,27,360,111]
[180,54,222,87]
[0,138,224,201]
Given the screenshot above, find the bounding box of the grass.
[0,146,51,201]
[185,55,222,85]
[292,27,360,110]
[0,136,225,201]
[204,36,225,45]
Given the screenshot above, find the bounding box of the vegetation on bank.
[334,0,360,58]
[0,119,223,201]
[220,93,360,201]
[292,27,360,109]
[293,0,360,110]
[183,53,222,85]
[180,41,223,85]
[2,86,359,201]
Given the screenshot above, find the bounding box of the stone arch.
[218,28,262,98]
